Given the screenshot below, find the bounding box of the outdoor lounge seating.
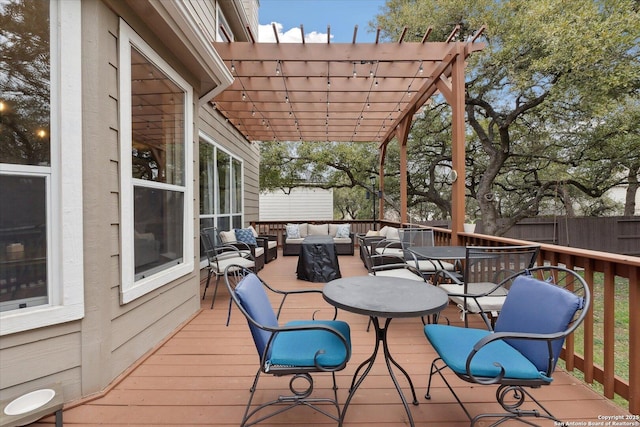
[424,265,591,426]
[224,266,351,427]
[217,227,266,271]
[433,245,540,329]
[282,223,354,256]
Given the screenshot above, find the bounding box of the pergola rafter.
[210,26,485,241]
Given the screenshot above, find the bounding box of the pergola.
[211,25,485,244]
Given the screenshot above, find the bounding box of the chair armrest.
[264,322,352,372]
[465,330,563,384]
[259,234,277,241]
[252,273,338,320]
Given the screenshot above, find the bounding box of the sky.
[258,0,387,43]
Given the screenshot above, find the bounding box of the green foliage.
[259,0,640,232]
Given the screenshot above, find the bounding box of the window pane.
[232,158,242,214]
[134,186,184,278]
[217,150,230,214]
[0,174,48,312]
[130,47,184,186]
[199,141,214,215]
[0,0,51,166]
[216,216,230,232]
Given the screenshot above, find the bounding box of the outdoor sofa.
[282,222,355,256]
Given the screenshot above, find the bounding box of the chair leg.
[471,385,561,427]
[210,275,221,309]
[425,358,473,421]
[240,371,341,427]
[202,269,212,300]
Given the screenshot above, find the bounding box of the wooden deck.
[37,252,630,426]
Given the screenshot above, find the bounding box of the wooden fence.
[422,216,640,256]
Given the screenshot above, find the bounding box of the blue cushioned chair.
[424,266,590,426]
[224,266,352,427]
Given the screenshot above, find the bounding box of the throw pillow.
[219,230,236,243]
[235,228,257,246]
[365,230,380,237]
[248,225,259,237]
[286,223,300,239]
[385,227,400,240]
[308,223,328,236]
[336,224,351,238]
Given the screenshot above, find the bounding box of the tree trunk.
[624,164,639,216]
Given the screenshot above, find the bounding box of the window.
[119,20,193,303]
[0,0,83,334]
[216,4,234,42]
[199,132,243,251]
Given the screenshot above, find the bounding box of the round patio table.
[323,275,448,427]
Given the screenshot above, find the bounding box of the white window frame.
[0,0,84,335]
[198,132,244,267]
[118,20,194,304]
[216,4,234,42]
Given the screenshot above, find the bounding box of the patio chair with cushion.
[424,265,590,426]
[224,266,351,427]
[398,228,458,279]
[362,238,426,282]
[433,245,540,329]
[200,227,255,309]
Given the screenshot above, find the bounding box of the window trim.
[0,0,84,335]
[199,131,244,228]
[118,20,194,304]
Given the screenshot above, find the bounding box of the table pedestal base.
[340,317,418,427]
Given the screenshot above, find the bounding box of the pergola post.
[436,43,467,245]
[396,112,413,225]
[378,145,386,223]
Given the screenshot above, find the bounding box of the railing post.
[629,265,639,414]
[603,263,616,399]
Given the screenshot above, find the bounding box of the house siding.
[0,0,254,404]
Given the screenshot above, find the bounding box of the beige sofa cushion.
[298,223,309,237]
[219,230,236,243]
[379,226,400,240]
[308,223,328,236]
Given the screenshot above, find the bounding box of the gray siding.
[1,0,209,403]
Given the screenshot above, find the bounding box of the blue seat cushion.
[424,324,549,381]
[494,275,583,372]
[269,320,351,369]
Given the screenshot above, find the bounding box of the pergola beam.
[210,30,485,231]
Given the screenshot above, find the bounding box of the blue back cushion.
[235,228,257,246]
[234,274,278,357]
[494,275,583,372]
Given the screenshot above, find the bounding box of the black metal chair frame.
[224,266,350,427]
[425,265,591,426]
[200,227,255,309]
[433,245,540,329]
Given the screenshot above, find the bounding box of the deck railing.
[251,219,640,413]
